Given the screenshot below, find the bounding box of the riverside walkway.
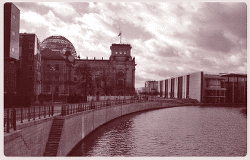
[4,97,198,134]
[4,97,199,156]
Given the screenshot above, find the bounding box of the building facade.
[147,71,246,104]
[18,33,42,102]
[202,74,226,103]
[40,36,136,102]
[220,73,247,104]
[4,3,20,107]
[74,44,136,96]
[4,2,20,61]
[41,48,75,101]
[145,81,158,94]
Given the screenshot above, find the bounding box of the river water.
[69,106,247,156]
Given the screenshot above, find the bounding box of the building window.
[13,14,15,19]
[55,86,59,93]
[28,65,33,71]
[28,53,33,60]
[55,64,59,70]
[29,42,34,49]
[46,86,50,92]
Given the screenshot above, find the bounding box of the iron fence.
[4,96,153,133]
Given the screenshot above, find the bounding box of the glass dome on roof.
[40,35,77,57]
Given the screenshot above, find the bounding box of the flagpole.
[118,30,122,44]
[118,31,122,44]
[120,31,122,44]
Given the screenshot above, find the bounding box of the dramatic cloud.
[14,2,247,88]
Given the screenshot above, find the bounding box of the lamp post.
[50,67,55,104]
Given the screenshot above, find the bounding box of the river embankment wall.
[4,101,190,156]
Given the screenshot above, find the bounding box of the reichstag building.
[40,35,136,101]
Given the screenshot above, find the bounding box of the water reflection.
[69,106,247,156]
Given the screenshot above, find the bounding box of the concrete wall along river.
[4,100,185,156]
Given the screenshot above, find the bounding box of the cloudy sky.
[12,2,247,88]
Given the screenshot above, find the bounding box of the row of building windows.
[114,49,129,55]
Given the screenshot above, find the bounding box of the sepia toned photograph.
[3,1,247,158]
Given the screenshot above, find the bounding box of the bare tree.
[95,66,117,96]
[75,63,93,102]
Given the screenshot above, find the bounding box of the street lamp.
[50,67,55,103]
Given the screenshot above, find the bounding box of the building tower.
[4,2,20,60]
[19,33,42,103]
[110,44,136,95]
[4,2,20,108]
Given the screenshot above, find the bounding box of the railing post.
[67,105,69,115]
[61,104,65,116]
[6,109,10,133]
[33,106,35,120]
[49,105,51,117]
[28,106,30,121]
[21,107,23,123]
[38,105,41,119]
[65,104,67,115]
[12,109,16,131]
[70,104,72,114]
[44,105,46,118]
[52,105,54,116]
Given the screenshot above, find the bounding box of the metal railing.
[4,104,56,133]
[4,96,155,133]
[61,98,146,116]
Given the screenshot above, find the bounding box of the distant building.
[41,47,75,101]
[40,36,76,101]
[203,74,226,103]
[40,35,136,102]
[40,35,77,57]
[156,71,247,104]
[74,43,136,96]
[220,73,247,104]
[136,87,146,95]
[18,33,42,102]
[145,81,158,94]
